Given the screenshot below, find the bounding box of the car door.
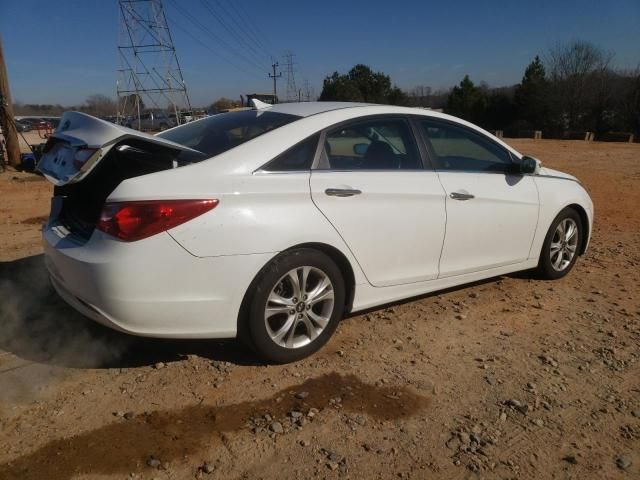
[418,118,539,278]
[310,116,447,287]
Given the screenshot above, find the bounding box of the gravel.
[616,456,632,470]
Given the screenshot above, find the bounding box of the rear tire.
[536,207,582,280]
[242,249,345,363]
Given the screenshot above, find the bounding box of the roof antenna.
[251,98,272,110]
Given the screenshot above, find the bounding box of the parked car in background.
[15,120,32,132]
[15,116,60,131]
[125,111,175,131]
[41,117,61,129]
[15,118,47,129]
[38,102,593,363]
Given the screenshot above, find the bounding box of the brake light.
[96,199,218,241]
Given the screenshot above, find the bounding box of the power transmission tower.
[283,51,298,102]
[268,61,282,102]
[303,79,314,102]
[117,0,192,128]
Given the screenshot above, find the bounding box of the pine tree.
[446,75,487,123]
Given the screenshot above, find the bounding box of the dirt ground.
[0,139,638,480]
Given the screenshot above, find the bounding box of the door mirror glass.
[520,156,538,174]
[353,143,369,156]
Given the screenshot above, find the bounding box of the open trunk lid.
[37,111,202,186]
[39,112,207,243]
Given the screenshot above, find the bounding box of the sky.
[1,0,639,107]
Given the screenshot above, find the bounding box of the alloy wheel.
[550,218,579,271]
[264,266,335,349]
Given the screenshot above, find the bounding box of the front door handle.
[325,188,362,197]
[449,192,475,201]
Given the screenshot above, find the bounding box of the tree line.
[12,40,639,139]
[319,41,639,139]
[13,94,118,118]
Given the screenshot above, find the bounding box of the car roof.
[266,101,376,117]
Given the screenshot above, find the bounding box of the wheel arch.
[565,203,590,255]
[236,242,357,341]
[286,242,356,313]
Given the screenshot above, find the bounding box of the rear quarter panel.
[108,165,368,285]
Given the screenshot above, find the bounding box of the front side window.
[320,118,422,170]
[420,119,512,172]
[157,110,300,156]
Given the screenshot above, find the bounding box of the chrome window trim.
[534,174,581,184]
[253,169,311,175]
[311,168,434,173]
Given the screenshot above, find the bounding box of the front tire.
[536,207,582,279]
[243,249,345,363]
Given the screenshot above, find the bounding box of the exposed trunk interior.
[53,139,202,241]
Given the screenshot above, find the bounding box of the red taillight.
[96,199,218,241]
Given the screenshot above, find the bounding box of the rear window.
[157,110,300,157]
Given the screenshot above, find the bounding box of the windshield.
[156,110,300,157]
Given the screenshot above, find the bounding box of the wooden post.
[0,36,20,168]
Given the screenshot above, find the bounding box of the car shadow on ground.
[1,254,541,372]
[0,254,265,370]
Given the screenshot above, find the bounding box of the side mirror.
[353,143,369,156]
[520,155,540,174]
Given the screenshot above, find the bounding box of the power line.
[167,17,264,81]
[228,0,278,59]
[199,0,269,69]
[166,0,267,75]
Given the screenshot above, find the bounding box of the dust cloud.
[0,255,130,404]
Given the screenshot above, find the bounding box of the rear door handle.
[325,188,362,197]
[449,192,475,201]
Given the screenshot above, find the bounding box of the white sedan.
[39,102,593,362]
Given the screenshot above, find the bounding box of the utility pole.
[0,36,20,169]
[268,61,282,103]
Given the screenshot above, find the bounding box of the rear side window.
[157,110,300,157]
[262,134,319,171]
[420,119,512,172]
